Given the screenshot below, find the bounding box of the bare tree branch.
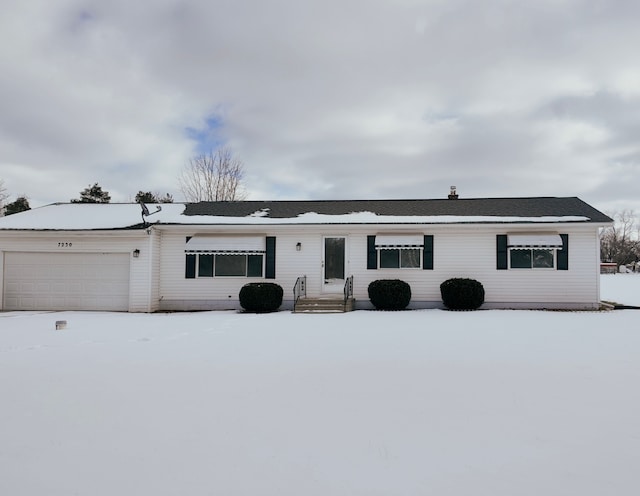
[600,210,640,267]
[179,147,247,202]
[0,179,9,216]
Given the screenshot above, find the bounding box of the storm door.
[322,236,346,292]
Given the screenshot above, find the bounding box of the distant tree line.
[0,181,174,216]
[67,184,176,204]
[600,210,640,269]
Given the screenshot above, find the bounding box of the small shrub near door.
[440,278,485,310]
[239,283,283,313]
[368,279,412,310]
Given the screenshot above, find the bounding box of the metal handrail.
[293,275,307,305]
[343,275,353,302]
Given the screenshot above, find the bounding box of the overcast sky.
[1,0,639,214]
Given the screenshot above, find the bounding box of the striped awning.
[507,234,563,248]
[185,235,265,253]
[375,234,424,248]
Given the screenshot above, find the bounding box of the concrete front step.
[294,297,356,313]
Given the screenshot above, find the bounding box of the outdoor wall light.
[296,242,302,251]
[133,249,140,258]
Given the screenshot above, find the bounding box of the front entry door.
[323,236,346,292]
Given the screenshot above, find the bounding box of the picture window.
[191,253,264,278]
[510,248,555,269]
[379,248,422,269]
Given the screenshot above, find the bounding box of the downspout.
[146,226,154,312]
[596,226,602,305]
[0,251,4,311]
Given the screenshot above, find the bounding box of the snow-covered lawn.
[1,275,639,496]
[600,272,640,306]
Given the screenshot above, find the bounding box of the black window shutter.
[185,254,196,279]
[367,235,377,269]
[496,235,508,270]
[557,234,569,270]
[265,236,276,279]
[423,235,434,270]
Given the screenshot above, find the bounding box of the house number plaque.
[57,242,73,247]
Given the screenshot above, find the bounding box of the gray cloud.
[1,0,639,214]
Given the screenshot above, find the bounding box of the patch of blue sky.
[186,115,226,154]
[77,11,94,22]
[68,10,96,35]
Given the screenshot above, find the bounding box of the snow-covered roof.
[0,199,610,230]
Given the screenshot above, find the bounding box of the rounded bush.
[368,279,412,310]
[239,282,283,313]
[440,278,485,310]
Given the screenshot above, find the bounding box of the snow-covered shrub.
[440,278,485,310]
[367,279,411,310]
[239,283,283,313]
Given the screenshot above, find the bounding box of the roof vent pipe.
[448,186,458,200]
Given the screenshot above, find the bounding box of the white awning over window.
[185,235,266,253]
[375,234,424,248]
[507,234,563,248]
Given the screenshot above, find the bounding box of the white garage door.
[3,252,130,311]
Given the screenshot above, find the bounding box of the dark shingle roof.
[182,197,612,223]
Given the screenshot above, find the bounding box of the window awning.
[375,234,424,248]
[185,235,266,253]
[507,234,563,248]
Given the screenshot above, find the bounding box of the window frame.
[508,247,557,270]
[369,234,431,270]
[193,253,264,278]
[185,235,274,279]
[498,233,568,271]
[378,247,423,269]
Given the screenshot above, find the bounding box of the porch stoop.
[293,296,356,313]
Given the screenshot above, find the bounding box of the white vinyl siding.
[144,228,162,312]
[419,227,598,307]
[159,230,323,310]
[158,224,601,310]
[355,225,600,309]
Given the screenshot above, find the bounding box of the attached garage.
[3,252,130,311]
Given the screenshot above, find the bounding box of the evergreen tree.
[135,191,174,203]
[135,191,156,203]
[4,196,30,215]
[71,183,111,203]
